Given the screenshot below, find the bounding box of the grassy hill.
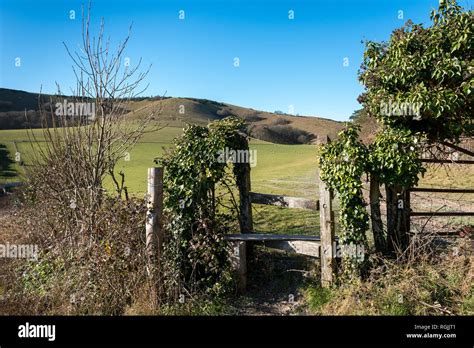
[0,88,343,144]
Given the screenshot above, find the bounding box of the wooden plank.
[369,175,385,252]
[386,185,410,252]
[238,164,253,234]
[411,211,474,216]
[224,233,321,242]
[250,192,319,211]
[411,187,474,194]
[421,158,474,164]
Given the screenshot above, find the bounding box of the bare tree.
[27,2,161,235]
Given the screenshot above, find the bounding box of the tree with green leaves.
[321,1,472,263]
[359,0,472,254]
[358,0,473,142]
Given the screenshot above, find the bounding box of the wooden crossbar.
[411,211,474,217]
[421,158,474,164]
[224,233,321,242]
[411,187,474,194]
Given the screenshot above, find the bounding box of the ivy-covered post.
[319,126,369,281]
[318,135,335,287]
[161,117,249,298]
[369,129,424,255]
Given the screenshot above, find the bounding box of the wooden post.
[238,163,253,234]
[400,187,410,250]
[369,174,386,253]
[146,167,164,298]
[230,241,247,293]
[386,184,397,254]
[386,184,410,254]
[235,157,253,293]
[318,135,335,287]
[319,177,335,287]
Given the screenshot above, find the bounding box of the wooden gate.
[225,135,336,292]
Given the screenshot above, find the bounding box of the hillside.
[0,88,343,144]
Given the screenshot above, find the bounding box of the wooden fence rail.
[411,187,474,194]
[421,158,474,164]
[409,140,474,230]
[410,211,474,217]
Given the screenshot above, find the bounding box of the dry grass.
[0,192,153,315]
[305,235,473,315]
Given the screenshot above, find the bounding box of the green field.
[2,126,472,236]
[0,128,317,191]
[0,126,323,236]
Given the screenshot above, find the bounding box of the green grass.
[0,127,323,236]
[0,127,316,194]
[2,126,472,236]
[304,285,333,312]
[111,141,319,195]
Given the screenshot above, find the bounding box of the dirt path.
[230,248,314,315]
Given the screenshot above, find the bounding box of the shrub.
[270,118,290,126]
[263,125,313,144]
[243,113,264,122]
[3,195,149,315]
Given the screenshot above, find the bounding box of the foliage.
[358,0,473,142]
[319,120,427,258]
[348,109,366,121]
[160,116,248,298]
[319,124,369,277]
[255,124,314,144]
[368,127,426,187]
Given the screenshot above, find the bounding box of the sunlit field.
[1,126,472,236]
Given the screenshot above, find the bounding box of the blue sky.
[0,0,463,120]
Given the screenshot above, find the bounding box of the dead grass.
[305,236,473,315]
